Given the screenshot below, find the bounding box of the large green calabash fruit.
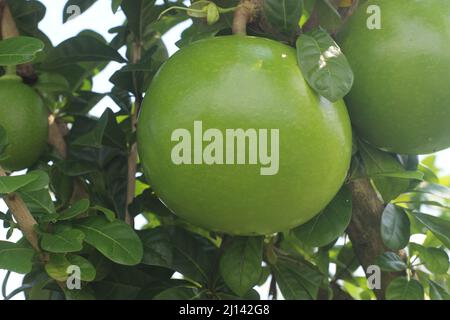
[338,0,450,155]
[137,36,352,235]
[0,76,48,171]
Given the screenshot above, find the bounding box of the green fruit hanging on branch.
[137,36,352,235]
[337,0,450,155]
[0,75,48,171]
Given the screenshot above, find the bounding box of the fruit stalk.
[232,0,262,35]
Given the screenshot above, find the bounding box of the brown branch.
[232,0,261,35]
[0,169,41,252]
[0,2,18,39]
[48,114,68,159]
[125,41,143,227]
[347,178,403,300]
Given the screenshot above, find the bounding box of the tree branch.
[347,178,403,300]
[0,169,41,252]
[232,0,262,35]
[125,41,143,227]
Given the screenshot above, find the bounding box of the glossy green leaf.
[219,237,263,297]
[0,171,48,194]
[67,254,96,281]
[299,0,315,27]
[263,0,302,35]
[424,248,449,274]
[359,141,412,202]
[153,286,200,300]
[140,227,214,284]
[91,205,116,222]
[272,257,323,300]
[18,189,55,214]
[296,27,353,102]
[293,185,352,247]
[58,199,90,220]
[315,0,342,33]
[111,0,122,13]
[0,36,44,66]
[381,204,410,250]
[41,35,126,69]
[413,213,450,248]
[375,252,407,272]
[140,227,173,268]
[75,216,143,265]
[386,277,424,300]
[429,280,450,300]
[63,0,97,23]
[45,253,95,282]
[40,227,85,253]
[0,241,35,274]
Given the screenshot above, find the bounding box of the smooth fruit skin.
[0,76,48,171]
[138,36,352,235]
[337,0,450,155]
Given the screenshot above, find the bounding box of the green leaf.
[292,185,352,247]
[375,252,407,272]
[315,0,343,33]
[0,36,44,66]
[0,171,48,194]
[112,0,122,13]
[416,183,450,201]
[413,213,450,248]
[45,253,96,282]
[140,227,215,284]
[299,0,315,27]
[263,0,303,36]
[386,277,424,300]
[18,171,50,192]
[75,216,143,265]
[63,0,98,23]
[429,280,450,300]
[40,227,85,253]
[373,171,424,180]
[296,27,353,102]
[359,141,412,202]
[140,228,173,268]
[121,0,157,40]
[219,237,263,297]
[272,257,323,300]
[381,204,410,250]
[0,241,35,274]
[18,189,55,214]
[91,205,116,222]
[34,72,71,93]
[58,199,90,221]
[71,110,109,148]
[66,254,96,281]
[422,248,449,274]
[63,287,96,300]
[41,35,126,69]
[153,286,200,300]
[334,244,359,280]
